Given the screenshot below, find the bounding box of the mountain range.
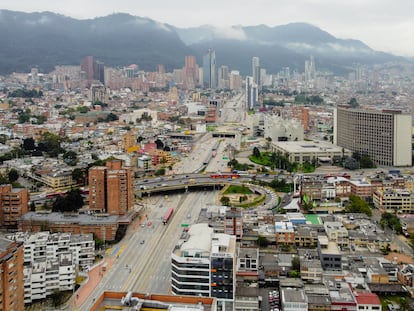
[0,10,407,76]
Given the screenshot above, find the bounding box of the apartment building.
[0,237,24,311]
[0,184,29,228]
[23,252,75,303]
[89,159,134,215]
[334,107,412,167]
[171,223,236,311]
[19,211,119,241]
[10,231,94,269]
[7,232,93,304]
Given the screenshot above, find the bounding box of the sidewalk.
[70,257,115,309]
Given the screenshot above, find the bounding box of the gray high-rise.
[203,48,216,89]
[334,107,412,167]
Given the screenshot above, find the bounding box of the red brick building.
[0,238,24,311]
[0,185,29,228]
[89,160,134,216]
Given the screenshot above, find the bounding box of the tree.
[257,236,270,247]
[344,195,372,216]
[52,189,84,212]
[343,156,360,170]
[22,137,36,151]
[7,169,19,183]
[265,137,272,150]
[154,168,166,176]
[63,150,78,166]
[291,256,300,271]
[105,112,118,122]
[348,97,359,108]
[38,132,63,157]
[155,139,164,150]
[72,168,86,185]
[252,146,261,158]
[220,196,230,206]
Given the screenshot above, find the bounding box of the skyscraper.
[218,65,229,89]
[304,55,315,81]
[252,56,260,86]
[334,107,412,166]
[81,56,105,86]
[245,76,258,110]
[203,48,216,89]
[184,55,198,88]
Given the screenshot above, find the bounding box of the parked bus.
[163,208,174,225]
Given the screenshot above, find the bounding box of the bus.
[163,208,174,225]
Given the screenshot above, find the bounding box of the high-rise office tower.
[245,76,258,110]
[203,48,216,89]
[334,107,412,166]
[88,160,134,215]
[252,56,260,86]
[171,224,236,310]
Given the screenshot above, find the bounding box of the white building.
[264,114,304,142]
[23,253,76,303]
[271,140,352,165]
[8,232,94,303]
[171,223,236,311]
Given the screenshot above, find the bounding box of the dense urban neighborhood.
[1,9,414,311]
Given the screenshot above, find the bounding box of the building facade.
[334,107,412,166]
[171,224,236,311]
[203,48,216,89]
[0,184,29,228]
[89,160,134,215]
[0,238,24,311]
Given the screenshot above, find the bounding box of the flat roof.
[273,140,348,154]
[21,212,120,225]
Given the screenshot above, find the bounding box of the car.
[141,224,145,228]
[143,179,148,182]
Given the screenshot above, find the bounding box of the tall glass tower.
[203,48,216,89]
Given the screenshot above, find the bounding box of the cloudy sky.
[2,0,414,56]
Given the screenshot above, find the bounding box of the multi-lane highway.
[79,191,218,310]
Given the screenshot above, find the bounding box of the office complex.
[171,223,236,311]
[89,159,134,215]
[203,48,216,89]
[0,184,29,228]
[334,107,412,166]
[0,237,24,311]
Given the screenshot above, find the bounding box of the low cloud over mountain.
[0,10,406,75]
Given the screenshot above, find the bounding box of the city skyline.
[1,0,414,57]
